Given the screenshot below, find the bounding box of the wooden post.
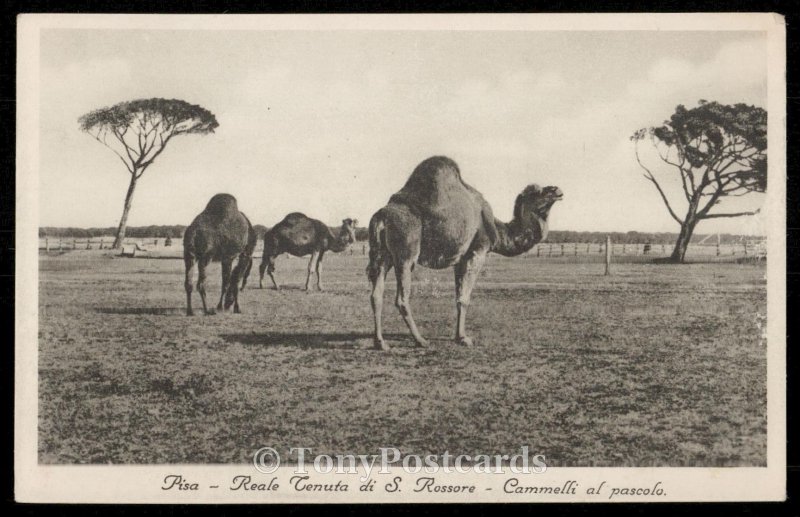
[744,241,748,257]
[86,240,91,249]
[100,238,104,250]
[560,244,564,256]
[45,238,49,252]
[536,246,540,257]
[604,236,612,276]
[73,238,77,249]
[58,239,62,251]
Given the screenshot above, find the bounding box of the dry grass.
[38,251,766,466]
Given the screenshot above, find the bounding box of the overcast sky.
[38,29,768,234]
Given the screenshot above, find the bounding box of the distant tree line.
[40,225,758,246]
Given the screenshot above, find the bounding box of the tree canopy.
[79,98,219,178]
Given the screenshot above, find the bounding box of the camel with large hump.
[367,156,563,350]
[184,193,257,315]
[256,213,357,291]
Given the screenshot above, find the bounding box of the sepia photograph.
[15,13,786,503]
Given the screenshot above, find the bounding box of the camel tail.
[366,210,386,284]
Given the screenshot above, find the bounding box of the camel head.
[332,218,358,251]
[513,184,563,221]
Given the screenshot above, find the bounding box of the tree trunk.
[669,221,695,262]
[112,173,138,249]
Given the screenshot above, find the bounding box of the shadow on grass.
[220,331,410,349]
[95,307,185,315]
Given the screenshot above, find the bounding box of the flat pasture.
[38,251,767,466]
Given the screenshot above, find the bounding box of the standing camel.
[367,156,563,350]
[256,213,357,291]
[184,193,257,315]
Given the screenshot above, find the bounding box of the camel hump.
[391,156,484,213]
[282,212,310,224]
[401,155,462,192]
[204,193,239,221]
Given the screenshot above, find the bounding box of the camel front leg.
[395,261,428,347]
[197,256,212,315]
[184,255,196,316]
[453,251,487,346]
[304,251,319,291]
[217,259,232,311]
[315,250,325,290]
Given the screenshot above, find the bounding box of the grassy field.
[38,251,767,466]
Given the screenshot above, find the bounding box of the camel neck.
[328,229,348,252]
[491,212,549,257]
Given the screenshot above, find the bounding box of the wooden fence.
[525,241,766,259]
[38,237,766,262]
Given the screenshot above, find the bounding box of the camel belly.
[417,218,477,269]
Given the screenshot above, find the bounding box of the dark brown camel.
[254,213,357,291]
[367,156,563,350]
[184,193,257,315]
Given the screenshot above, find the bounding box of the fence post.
[744,241,748,257]
[604,236,612,275]
[536,246,540,257]
[100,238,104,250]
[58,239,62,251]
[45,238,49,252]
[73,238,77,249]
[560,244,564,256]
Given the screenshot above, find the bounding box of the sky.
[38,29,768,234]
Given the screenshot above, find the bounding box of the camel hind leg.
[217,259,232,311]
[395,261,427,347]
[368,256,392,351]
[225,255,245,314]
[259,255,279,290]
[196,255,212,315]
[240,256,253,290]
[184,255,196,316]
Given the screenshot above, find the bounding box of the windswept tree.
[632,100,766,263]
[79,98,219,248]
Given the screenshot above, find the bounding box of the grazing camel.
[367,156,563,350]
[184,193,257,315]
[256,213,357,291]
